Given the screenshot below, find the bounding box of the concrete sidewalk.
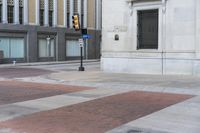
[45,70,200,133]
[107,96,200,133]
[0,91,193,133]
[0,87,136,122]
[28,70,200,96]
[1,63,200,133]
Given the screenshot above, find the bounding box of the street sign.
[79,38,84,47]
[83,34,91,39]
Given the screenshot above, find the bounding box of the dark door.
[137,9,158,49]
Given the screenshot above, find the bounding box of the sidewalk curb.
[0,59,100,68]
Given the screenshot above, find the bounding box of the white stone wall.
[101,0,200,75]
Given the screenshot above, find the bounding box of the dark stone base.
[78,66,85,71]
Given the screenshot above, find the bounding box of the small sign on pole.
[83,34,91,39]
[79,38,84,47]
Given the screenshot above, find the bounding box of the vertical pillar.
[99,0,102,29]
[23,0,28,25]
[83,0,87,28]
[77,0,81,27]
[14,0,19,24]
[36,0,40,25]
[95,0,99,29]
[53,0,57,27]
[195,0,200,54]
[83,0,88,59]
[161,0,167,75]
[63,0,67,27]
[2,0,8,23]
[44,0,49,26]
[70,0,74,28]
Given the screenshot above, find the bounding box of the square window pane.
[0,38,9,58]
[10,38,24,58]
[39,38,55,57]
[66,40,82,57]
[39,39,48,57]
[50,39,54,57]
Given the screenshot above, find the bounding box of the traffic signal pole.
[72,14,85,71]
[79,40,85,71]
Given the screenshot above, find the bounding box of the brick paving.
[0,91,193,133]
[0,67,53,78]
[0,81,94,105]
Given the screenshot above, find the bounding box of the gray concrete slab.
[107,125,169,133]
[0,105,39,122]
[107,96,200,133]
[1,63,200,133]
[0,87,137,123]
[14,95,92,111]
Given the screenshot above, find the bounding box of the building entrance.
[137,9,159,49]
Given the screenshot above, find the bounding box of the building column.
[63,0,67,27]
[36,0,40,25]
[53,0,57,27]
[196,0,200,55]
[96,0,102,30]
[2,0,8,23]
[95,0,99,30]
[14,0,19,24]
[77,0,81,27]
[70,0,74,28]
[83,0,87,28]
[44,0,49,26]
[23,0,28,25]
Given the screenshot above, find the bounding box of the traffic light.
[72,15,80,31]
[81,28,87,35]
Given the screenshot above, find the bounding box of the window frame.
[38,38,55,58]
[0,4,2,23]
[40,9,44,26]
[7,5,14,23]
[0,37,25,58]
[19,6,23,24]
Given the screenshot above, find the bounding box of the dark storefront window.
[7,6,14,23]
[0,5,2,23]
[19,7,23,24]
[67,12,70,28]
[49,11,53,26]
[40,9,44,26]
[49,0,53,26]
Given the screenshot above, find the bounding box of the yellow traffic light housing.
[72,15,80,31]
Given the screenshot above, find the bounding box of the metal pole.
[80,46,83,67]
[79,39,85,71]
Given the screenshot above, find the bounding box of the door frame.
[132,2,163,51]
[137,9,159,49]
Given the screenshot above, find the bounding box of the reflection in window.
[39,38,55,57]
[49,0,53,26]
[49,11,53,26]
[0,38,24,58]
[0,4,2,23]
[7,6,14,23]
[66,40,82,57]
[40,0,44,26]
[19,0,23,24]
[40,9,44,26]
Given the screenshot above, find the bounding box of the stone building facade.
[101,0,200,75]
